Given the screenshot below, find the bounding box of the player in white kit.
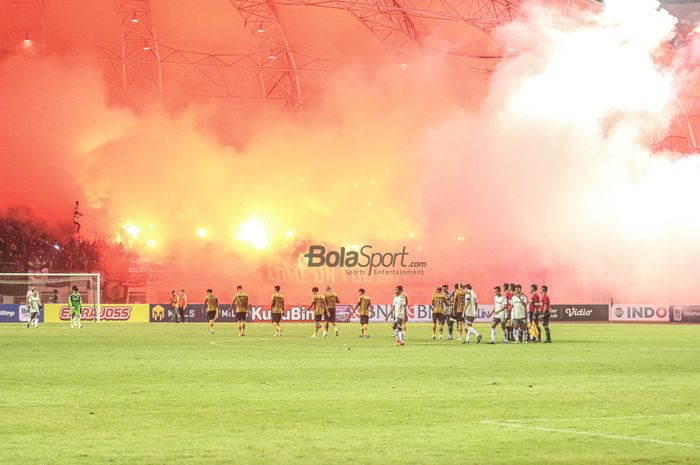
[488,286,508,344]
[510,285,528,343]
[462,284,482,344]
[385,285,407,346]
[26,285,41,328]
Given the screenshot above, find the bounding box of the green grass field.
[1,322,699,465]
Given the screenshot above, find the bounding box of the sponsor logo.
[58,305,133,321]
[150,304,247,323]
[0,304,43,323]
[43,304,148,323]
[152,305,165,322]
[565,307,593,318]
[303,245,426,276]
[478,306,494,320]
[610,305,669,322]
[669,305,700,323]
[550,304,608,321]
[335,304,494,323]
[406,306,415,319]
[18,305,30,322]
[250,306,316,322]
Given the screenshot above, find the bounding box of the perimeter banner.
[245,304,495,323]
[147,303,496,323]
[150,304,240,323]
[669,305,700,323]
[44,304,150,322]
[609,304,670,322]
[549,304,609,321]
[0,304,39,323]
[150,304,332,323]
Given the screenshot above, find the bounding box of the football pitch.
[1,322,698,465]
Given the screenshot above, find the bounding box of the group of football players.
[40,282,551,346]
[202,283,552,346]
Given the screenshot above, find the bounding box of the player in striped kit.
[452,283,466,340]
[352,288,372,338]
[441,284,456,340]
[271,286,285,337]
[324,286,340,336]
[431,287,446,340]
[309,287,328,338]
[232,285,249,336]
[203,289,219,335]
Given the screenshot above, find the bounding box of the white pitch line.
[480,420,700,449]
[507,414,698,423]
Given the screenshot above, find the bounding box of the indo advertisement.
[549,304,609,322]
[44,304,150,323]
[0,304,39,323]
[609,304,670,322]
[669,305,700,323]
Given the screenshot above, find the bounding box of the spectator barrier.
[4,303,698,323]
[0,304,40,323]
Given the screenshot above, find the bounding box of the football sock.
[490,327,496,342]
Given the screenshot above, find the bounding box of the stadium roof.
[1,0,696,151]
[1,0,600,107]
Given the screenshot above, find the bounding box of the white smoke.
[414,0,700,302]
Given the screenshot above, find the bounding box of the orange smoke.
[0,0,698,304]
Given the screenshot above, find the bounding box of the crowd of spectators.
[0,218,134,274]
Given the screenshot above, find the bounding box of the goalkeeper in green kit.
[69,286,83,329]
